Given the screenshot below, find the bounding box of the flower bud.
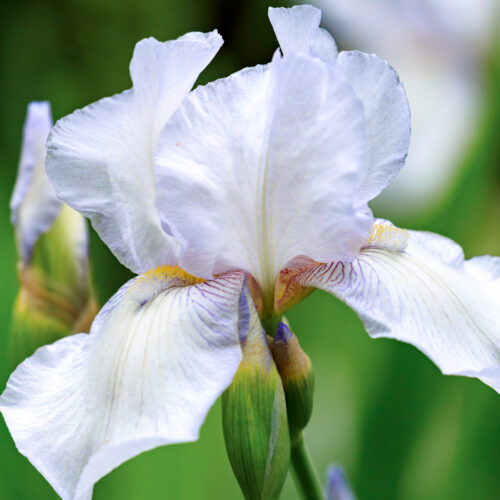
[270,321,314,446]
[222,305,290,500]
[9,102,98,367]
[326,465,356,500]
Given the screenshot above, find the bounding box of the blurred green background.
[0,0,499,499]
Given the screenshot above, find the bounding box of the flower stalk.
[270,321,322,499]
[291,436,323,500]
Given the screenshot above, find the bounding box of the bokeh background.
[0,0,499,499]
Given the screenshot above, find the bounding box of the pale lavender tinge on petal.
[10,101,61,263]
[0,268,249,499]
[335,51,411,204]
[310,27,338,61]
[46,32,222,275]
[268,6,410,205]
[269,5,338,60]
[298,221,500,393]
[268,5,322,55]
[155,51,371,292]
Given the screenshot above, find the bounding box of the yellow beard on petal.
[365,221,409,251]
[127,265,205,304]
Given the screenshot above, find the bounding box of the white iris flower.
[1,6,499,500]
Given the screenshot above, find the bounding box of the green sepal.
[222,318,290,500]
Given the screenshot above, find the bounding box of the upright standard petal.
[336,51,410,203]
[10,102,61,264]
[268,5,321,54]
[297,220,500,392]
[268,5,337,60]
[0,266,248,500]
[46,32,222,274]
[155,52,370,304]
[268,6,410,204]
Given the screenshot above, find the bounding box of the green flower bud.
[222,312,290,500]
[9,102,98,367]
[10,205,98,367]
[271,321,314,446]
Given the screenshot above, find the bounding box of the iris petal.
[46,33,222,274]
[298,220,500,392]
[155,52,370,297]
[0,267,248,499]
[10,102,61,263]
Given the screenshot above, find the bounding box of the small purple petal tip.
[327,465,356,500]
[274,322,293,343]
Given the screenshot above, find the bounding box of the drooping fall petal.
[298,220,500,392]
[1,267,248,500]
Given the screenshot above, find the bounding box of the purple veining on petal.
[237,281,251,344]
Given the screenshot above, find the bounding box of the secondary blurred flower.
[326,466,356,500]
[9,101,97,367]
[1,5,499,500]
[314,0,498,214]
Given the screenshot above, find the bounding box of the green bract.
[10,205,97,367]
[222,318,290,500]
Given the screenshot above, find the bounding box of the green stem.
[261,315,282,337]
[290,435,323,500]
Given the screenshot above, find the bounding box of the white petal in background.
[380,59,480,212]
[155,51,370,296]
[10,101,61,264]
[298,221,500,393]
[315,0,496,214]
[46,32,222,275]
[0,268,248,500]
